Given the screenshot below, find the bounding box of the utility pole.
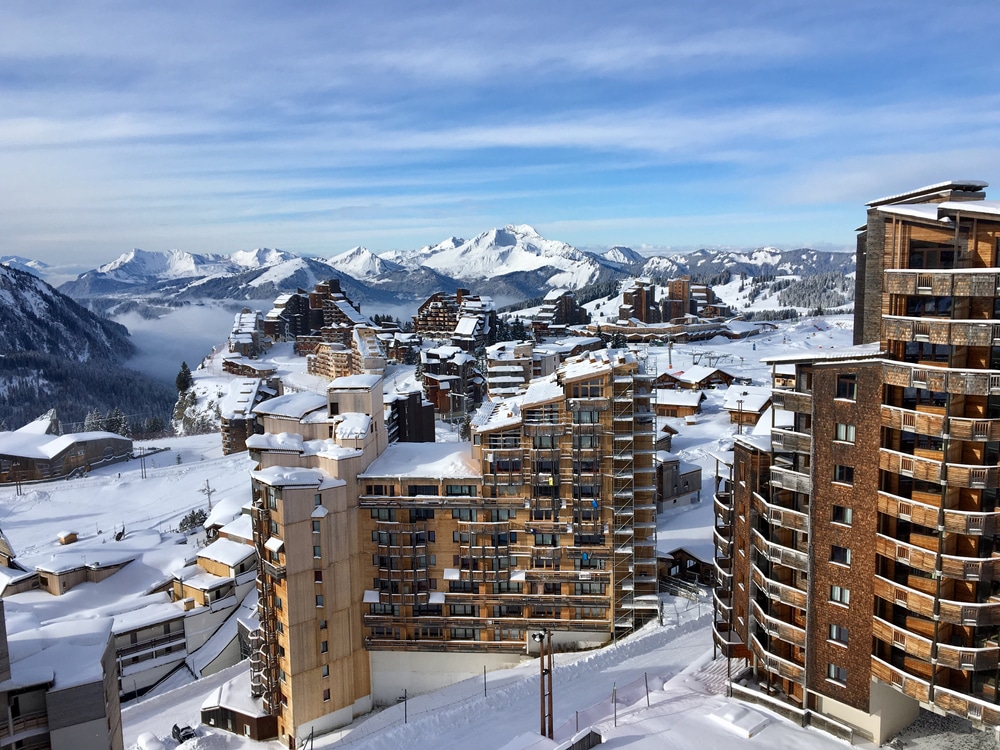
[199,479,215,511]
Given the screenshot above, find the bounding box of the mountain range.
[0,265,176,430]
[52,224,855,312]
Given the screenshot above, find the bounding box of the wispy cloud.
[0,1,998,264]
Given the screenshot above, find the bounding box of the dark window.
[836,374,857,400]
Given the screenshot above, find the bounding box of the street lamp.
[532,629,553,738]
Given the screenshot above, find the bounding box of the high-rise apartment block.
[714,180,1000,743]
[221,349,658,747]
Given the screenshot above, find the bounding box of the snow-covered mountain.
[385,224,615,290]
[0,255,50,275]
[328,246,404,281]
[0,264,175,429]
[644,247,853,280]
[53,232,854,317]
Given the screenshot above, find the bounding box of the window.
[571,379,603,398]
[829,624,848,644]
[323,689,330,702]
[407,484,438,497]
[830,585,850,605]
[370,509,397,522]
[836,374,857,400]
[832,505,853,525]
[320,620,327,629]
[274,596,283,610]
[316,594,324,607]
[452,509,475,521]
[320,640,328,653]
[573,410,599,424]
[314,570,323,583]
[834,423,856,443]
[445,485,476,496]
[533,435,556,449]
[314,494,322,507]
[827,663,847,685]
[313,546,322,558]
[573,434,598,449]
[279,669,287,683]
[831,545,851,566]
[321,665,329,677]
[833,465,854,485]
[312,520,321,533]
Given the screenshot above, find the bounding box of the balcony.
[749,632,804,682]
[872,616,933,661]
[879,449,943,484]
[770,428,812,454]
[878,491,998,536]
[750,599,806,648]
[883,316,1000,347]
[882,362,1000,397]
[872,655,931,703]
[769,467,811,495]
[751,492,808,533]
[769,389,812,414]
[751,529,808,572]
[883,268,1000,298]
[750,563,807,609]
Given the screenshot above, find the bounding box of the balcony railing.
[883,268,1000,298]
[769,467,811,495]
[769,389,812,413]
[882,362,1000,397]
[883,316,1000,347]
[751,529,808,572]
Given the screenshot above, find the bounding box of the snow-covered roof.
[454,316,480,336]
[521,377,564,407]
[669,365,733,385]
[360,442,480,480]
[0,428,128,461]
[201,668,270,718]
[218,513,253,542]
[197,538,254,568]
[252,392,327,419]
[335,413,371,439]
[330,373,383,390]
[761,342,881,365]
[544,288,570,300]
[655,390,705,407]
[722,386,772,413]
[4,606,113,691]
[251,465,346,490]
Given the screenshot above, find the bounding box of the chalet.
[0,412,132,484]
[652,389,705,418]
[656,365,736,390]
[722,385,772,427]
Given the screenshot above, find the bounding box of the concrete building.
[713,180,1000,744]
[0,600,123,750]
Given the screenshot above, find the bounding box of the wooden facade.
[715,181,1000,742]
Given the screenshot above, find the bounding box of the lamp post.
[532,629,553,738]
[736,399,744,435]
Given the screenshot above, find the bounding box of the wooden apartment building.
[713,180,1000,744]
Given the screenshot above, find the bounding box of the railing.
[883,268,1000,298]
[769,467,811,494]
[749,632,804,682]
[882,316,1000,347]
[882,362,1000,397]
[878,490,998,536]
[769,389,812,413]
[750,599,806,647]
[751,529,808,571]
[750,563,807,609]
[770,428,812,454]
[751,492,808,533]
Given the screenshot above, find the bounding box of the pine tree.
[84,409,104,432]
[175,361,193,393]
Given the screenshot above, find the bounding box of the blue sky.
[2,1,999,267]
